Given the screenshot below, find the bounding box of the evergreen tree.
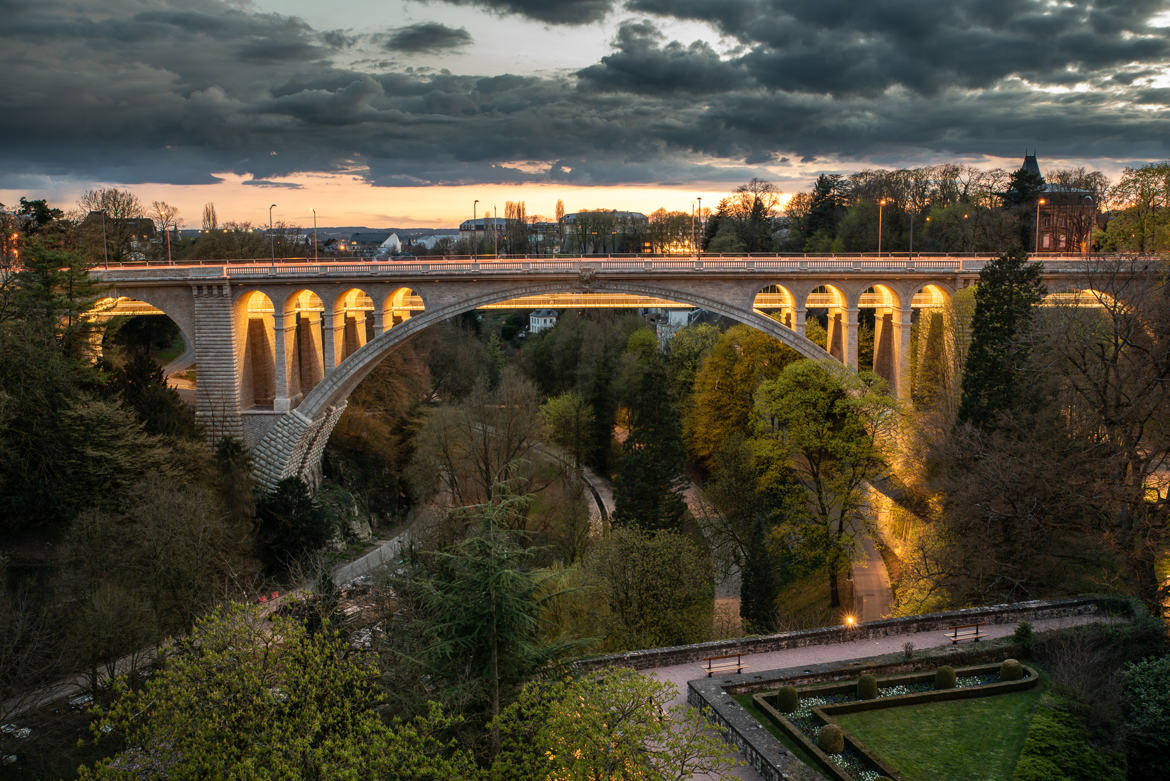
[612,357,687,530]
[255,477,333,576]
[739,517,779,633]
[957,249,1045,430]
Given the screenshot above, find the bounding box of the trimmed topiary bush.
[817,724,844,754]
[857,674,878,699]
[776,685,799,713]
[1000,658,1024,681]
[934,665,956,690]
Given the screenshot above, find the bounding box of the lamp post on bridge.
[268,203,277,269]
[473,199,479,261]
[1034,197,1046,255]
[312,208,318,262]
[877,199,887,255]
[696,196,702,259]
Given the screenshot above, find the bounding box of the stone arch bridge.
[90,254,1114,487]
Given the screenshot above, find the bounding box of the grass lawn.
[733,694,828,779]
[832,686,1045,781]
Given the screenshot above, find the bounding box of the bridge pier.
[193,282,244,441]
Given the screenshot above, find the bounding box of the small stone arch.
[282,289,327,402]
[908,283,957,407]
[333,287,375,362]
[382,287,423,332]
[752,283,797,328]
[805,284,849,361]
[234,291,276,409]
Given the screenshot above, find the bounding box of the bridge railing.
[92,253,1157,281]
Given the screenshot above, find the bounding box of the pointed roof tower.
[1022,151,1042,180]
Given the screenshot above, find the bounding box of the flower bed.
[752,662,1039,781]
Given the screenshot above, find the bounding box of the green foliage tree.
[78,604,477,780]
[583,527,713,649]
[107,349,201,440]
[12,241,105,354]
[685,325,800,469]
[541,389,593,466]
[401,499,574,750]
[612,356,687,530]
[753,360,895,607]
[490,667,739,780]
[255,477,333,576]
[957,249,1045,430]
[664,322,719,410]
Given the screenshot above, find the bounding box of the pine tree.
[739,517,779,633]
[957,249,1045,430]
[612,357,687,530]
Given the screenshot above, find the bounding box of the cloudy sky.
[2,0,1169,227]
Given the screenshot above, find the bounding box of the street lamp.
[473,199,479,260]
[311,208,318,262]
[963,212,970,253]
[877,199,887,255]
[268,203,277,266]
[1034,198,1046,255]
[697,196,702,258]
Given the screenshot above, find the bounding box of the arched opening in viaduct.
[87,295,198,401]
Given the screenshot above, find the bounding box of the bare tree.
[77,188,145,262]
[1043,256,1170,608]
[202,202,218,231]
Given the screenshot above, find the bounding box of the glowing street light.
[1034,198,1047,254]
[844,614,857,628]
[311,208,318,262]
[877,199,888,255]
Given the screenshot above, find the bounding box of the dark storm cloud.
[382,22,472,53]
[577,20,744,94]
[627,0,1170,98]
[424,0,613,25]
[0,0,1168,192]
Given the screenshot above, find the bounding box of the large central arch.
[251,278,835,487]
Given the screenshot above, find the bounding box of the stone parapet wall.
[574,596,1118,672]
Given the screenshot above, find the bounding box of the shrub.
[856,674,878,699]
[817,724,844,754]
[1000,658,1024,681]
[1013,620,1033,646]
[934,665,956,690]
[776,685,799,713]
[1122,654,1170,780]
[902,641,914,660]
[1013,692,1124,780]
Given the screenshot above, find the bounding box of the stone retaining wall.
[574,596,1121,672]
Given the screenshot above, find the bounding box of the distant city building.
[376,233,402,257]
[529,309,558,333]
[1024,154,1098,253]
[413,231,459,249]
[458,217,508,244]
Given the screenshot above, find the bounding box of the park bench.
[701,653,747,677]
[943,622,985,644]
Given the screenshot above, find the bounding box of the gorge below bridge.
[89,253,1125,487]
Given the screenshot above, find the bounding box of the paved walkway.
[644,612,1115,780]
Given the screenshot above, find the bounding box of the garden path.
[649,612,1117,781]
